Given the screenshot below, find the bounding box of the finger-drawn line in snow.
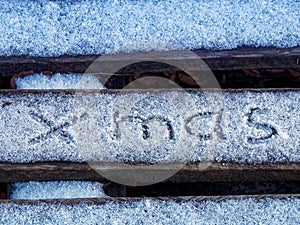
[112,111,175,141]
[246,108,278,144]
[77,44,224,186]
[28,111,86,145]
[184,110,226,141]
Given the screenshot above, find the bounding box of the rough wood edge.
[1,194,300,205]
[1,47,299,63]
[0,87,300,94]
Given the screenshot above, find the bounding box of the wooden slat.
[0,47,299,77]
[174,162,300,182]
[0,162,103,183]
[1,162,299,183]
[195,47,300,70]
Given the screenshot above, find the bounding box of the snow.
[0,0,299,56]
[15,73,105,90]
[0,196,299,224]
[10,181,108,200]
[0,90,299,164]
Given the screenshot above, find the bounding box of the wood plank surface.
[0,47,299,77]
[1,162,299,183]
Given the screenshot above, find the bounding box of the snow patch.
[16,73,105,90]
[10,181,108,200]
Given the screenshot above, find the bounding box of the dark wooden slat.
[1,162,299,183]
[0,47,299,77]
[0,162,105,183]
[126,180,300,197]
[195,47,300,70]
[173,162,300,182]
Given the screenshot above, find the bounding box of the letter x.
[28,110,80,145]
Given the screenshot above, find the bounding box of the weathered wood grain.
[0,47,299,77]
[0,194,299,204]
[1,162,299,183]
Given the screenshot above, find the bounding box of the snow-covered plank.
[0,89,299,164]
[0,195,299,224]
[0,0,299,57]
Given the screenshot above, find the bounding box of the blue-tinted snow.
[10,181,108,200]
[0,0,299,56]
[1,197,299,224]
[15,73,105,90]
[0,90,299,164]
